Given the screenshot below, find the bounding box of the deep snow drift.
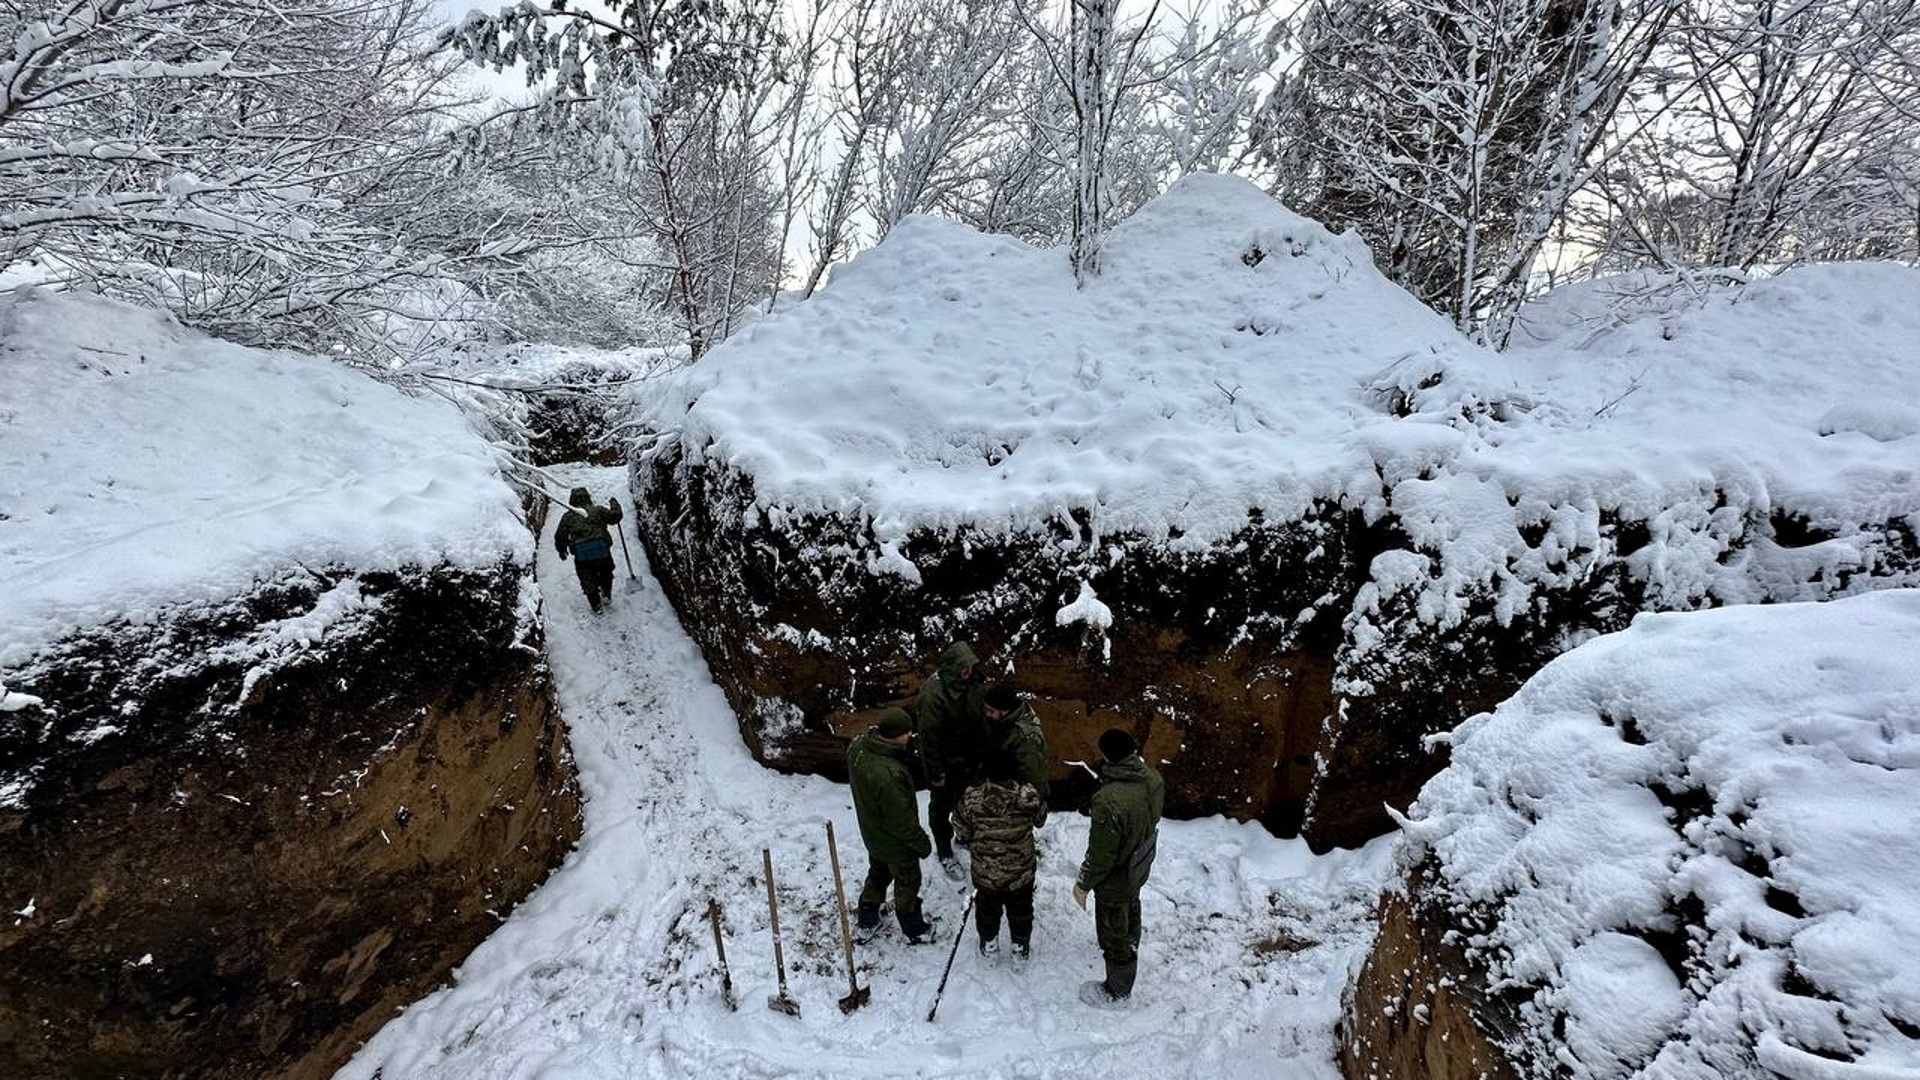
[339,466,1397,1080]
[0,290,530,671]
[641,173,1918,623]
[1393,589,1920,1078]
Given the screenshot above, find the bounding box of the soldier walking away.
[983,684,1050,803]
[1074,728,1165,1008]
[554,487,624,613]
[847,708,935,944]
[917,641,987,880]
[952,760,1046,963]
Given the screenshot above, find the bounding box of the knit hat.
[875,708,913,738]
[984,684,1020,712]
[1098,727,1137,763]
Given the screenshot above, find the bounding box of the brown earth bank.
[0,561,583,1080]
[1340,886,1522,1080]
[634,450,1920,851]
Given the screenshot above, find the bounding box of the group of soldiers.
[551,496,1167,1005]
[846,642,1167,1007]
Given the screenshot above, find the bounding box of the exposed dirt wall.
[0,563,583,1079]
[1340,888,1522,1080]
[635,448,1920,850]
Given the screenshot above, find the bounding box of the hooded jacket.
[915,641,985,785]
[555,486,623,560]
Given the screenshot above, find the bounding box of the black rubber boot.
[898,909,933,944]
[1106,959,1138,1000]
[856,903,880,931]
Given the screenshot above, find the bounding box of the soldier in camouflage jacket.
[951,763,1047,959]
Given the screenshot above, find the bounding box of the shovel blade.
[768,994,801,1017]
[837,987,870,1014]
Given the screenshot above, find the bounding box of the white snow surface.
[340,466,1397,1080]
[1398,589,1920,1079]
[641,175,1920,628]
[0,289,530,668]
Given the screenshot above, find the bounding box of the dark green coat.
[848,729,932,864]
[988,702,1050,800]
[555,487,622,558]
[1076,755,1165,893]
[915,642,985,785]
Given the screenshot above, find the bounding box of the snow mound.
[0,290,530,667]
[643,172,1477,546]
[642,176,1919,632]
[1399,589,1920,1078]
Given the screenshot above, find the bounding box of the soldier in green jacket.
[916,641,987,878]
[1073,728,1165,1006]
[952,759,1047,961]
[553,487,623,613]
[983,684,1050,805]
[847,708,934,943]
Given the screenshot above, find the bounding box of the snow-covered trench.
[338,466,1392,1080]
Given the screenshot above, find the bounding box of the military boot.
[899,909,933,945]
[1106,958,1138,999]
[856,903,880,932]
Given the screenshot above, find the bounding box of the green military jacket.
[848,729,932,864]
[989,703,1050,802]
[1076,755,1166,893]
[952,779,1047,892]
[915,642,985,785]
[555,487,623,558]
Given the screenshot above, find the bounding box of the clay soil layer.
[0,562,583,1080]
[1340,889,1522,1080]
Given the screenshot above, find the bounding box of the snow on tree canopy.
[1395,589,1920,1079]
[642,174,1920,626]
[0,290,529,668]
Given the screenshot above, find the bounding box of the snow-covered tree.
[1617,0,1920,269]
[1263,0,1683,343]
[447,0,787,359]
[0,0,476,354]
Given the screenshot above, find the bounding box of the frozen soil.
[338,466,1395,1080]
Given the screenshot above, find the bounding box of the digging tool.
[707,898,738,1011]
[762,848,802,1017]
[615,514,641,587]
[926,890,976,1022]
[825,821,871,1014]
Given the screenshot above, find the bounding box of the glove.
[607,496,621,513]
[1072,884,1088,911]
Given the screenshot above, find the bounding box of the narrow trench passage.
[340,463,1395,1080]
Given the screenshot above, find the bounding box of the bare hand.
[1072,884,1088,910]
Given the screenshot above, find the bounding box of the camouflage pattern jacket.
[952,779,1046,892]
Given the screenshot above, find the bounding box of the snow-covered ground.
[1394,589,1920,1078]
[0,290,529,670]
[339,466,1396,1080]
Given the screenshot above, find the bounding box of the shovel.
[615,514,642,591]
[762,848,801,1017]
[825,821,871,1013]
[707,898,737,1011]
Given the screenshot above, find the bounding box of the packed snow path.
[338,467,1392,1080]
